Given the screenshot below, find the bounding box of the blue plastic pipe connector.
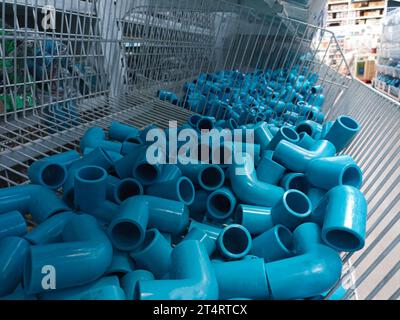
[114,144,146,178]
[109,177,144,204]
[296,132,316,149]
[312,185,367,252]
[146,176,195,205]
[84,147,123,164]
[0,237,30,297]
[280,173,309,193]
[271,189,312,230]
[108,196,189,251]
[132,153,164,186]
[212,258,269,300]
[324,115,360,152]
[206,187,237,221]
[251,225,294,262]
[188,189,209,220]
[217,224,252,260]
[188,114,202,129]
[305,155,362,190]
[24,214,113,294]
[0,184,69,223]
[40,150,80,169]
[109,121,140,142]
[28,159,68,190]
[197,116,216,131]
[137,240,218,300]
[130,229,172,279]
[0,211,27,240]
[230,153,285,207]
[266,126,300,150]
[256,155,286,185]
[235,204,273,235]
[24,211,75,245]
[265,223,342,300]
[106,251,135,276]
[80,127,122,154]
[189,220,222,240]
[198,165,225,191]
[183,227,216,256]
[253,121,274,150]
[295,120,322,139]
[273,139,336,172]
[121,270,155,300]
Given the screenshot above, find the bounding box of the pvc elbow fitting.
[251,225,294,262]
[132,153,164,186]
[0,211,27,240]
[137,240,218,300]
[217,224,252,260]
[324,115,360,152]
[305,155,363,190]
[256,155,286,185]
[280,173,310,193]
[295,120,322,139]
[183,227,216,256]
[253,121,274,150]
[107,176,144,204]
[80,127,122,154]
[114,144,146,178]
[206,187,237,221]
[198,165,225,191]
[313,185,367,252]
[108,196,189,251]
[0,184,69,223]
[106,250,135,276]
[266,126,300,150]
[28,159,67,190]
[121,270,155,300]
[0,237,30,297]
[273,139,336,172]
[146,176,195,205]
[188,189,210,220]
[24,214,113,294]
[130,229,172,279]
[109,121,140,142]
[296,132,316,149]
[229,153,285,207]
[235,204,273,235]
[197,116,216,131]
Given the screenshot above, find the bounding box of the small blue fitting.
[235,204,273,235]
[146,176,195,205]
[106,250,135,276]
[280,173,309,193]
[271,189,312,230]
[183,227,216,256]
[313,185,367,252]
[40,150,80,169]
[137,240,218,300]
[121,270,155,300]
[217,224,252,260]
[266,126,300,151]
[80,127,122,154]
[253,121,274,150]
[197,116,216,131]
[114,144,146,178]
[84,147,123,164]
[189,189,210,220]
[188,220,222,240]
[28,160,67,190]
[324,115,360,152]
[132,153,163,186]
[107,176,144,204]
[130,229,172,279]
[305,155,362,190]
[296,132,316,149]
[188,114,203,129]
[251,225,294,262]
[198,165,225,191]
[320,120,334,139]
[109,121,140,142]
[295,120,322,139]
[256,155,286,185]
[206,187,237,221]
[0,237,30,297]
[0,211,27,240]
[24,214,113,294]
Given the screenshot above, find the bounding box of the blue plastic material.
[217,224,252,260]
[0,211,27,240]
[235,204,273,235]
[24,214,113,294]
[280,173,309,193]
[188,114,202,129]
[324,115,360,152]
[265,223,342,300]
[24,211,75,245]
[189,220,222,241]
[295,120,322,139]
[256,155,286,185]
[188,189,210,220]
[230,153,285,207]
[212,258,269,300]
[146,176,195,205]
[84,147,123,164]
[0,284,37,300]
[108,196,189,251]
[206,187,237,221]
[305,155,362,190]
[273,139,336,172]
[198,165,225,191]
[251,225,294,262]
[130,229,172,278]
[0,237,30,297]
[109,121,140,142]
[271,190,312,230]
[39,150,80,169]
[110,177,144,204]
[80,127,122,154]
[28,159,67,190]
[0,184,69,223]
[132,152,163,186]
[296,132,316,149]
[137,240,218,300]
[114,144,146,178]
[183,227,216,256]
[106,251,135,276]
[121,270,155,300]
[253,121,274,150]
[313,185,367,252]
[266,126,300,150]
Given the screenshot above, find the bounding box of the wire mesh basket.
[0,0,398,300]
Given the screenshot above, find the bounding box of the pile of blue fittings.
[0,68,367,300]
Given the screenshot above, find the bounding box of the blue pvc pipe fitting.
[305,155,362,190]
[0,237,30,297]
[0,184,69,223]
[235,204,273,235]
[183,227,216,256]
[250,225,294,262]
[296,132,316,149]
[271,189,312,230]
[108,196,189,251]
[256,155,286,185]
[109,177,144,204]
[106,250,135,276]
[295,120,322,139]
[24,211,75,245]
[266,126,300,150]
[230,153,285,207]
[137,240,218,300]
[188,114,202,129]
[146,176,195,205]
[132,153,163,186]
[273,140,336,172]
[189,189,210,220]
[0,211,27,240]
[198,165,225,191]
[109,121,140,142]
[217,224,252,260]
[253,121,274,150]
[324,115,360,152]
[313,185,367,252]
[206,187,237,221]
[121,270,155,300]
[188,220,222,241]
[80,127,122,154]
[114,144,146,178]
[41,150,80,169]
[130,229,172,279]
[197,116,216,131]
[24,214,113,294]
[280,173,310,193]
[84,147,123,164]
[28,159,68,190]
[212,258,269,300]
